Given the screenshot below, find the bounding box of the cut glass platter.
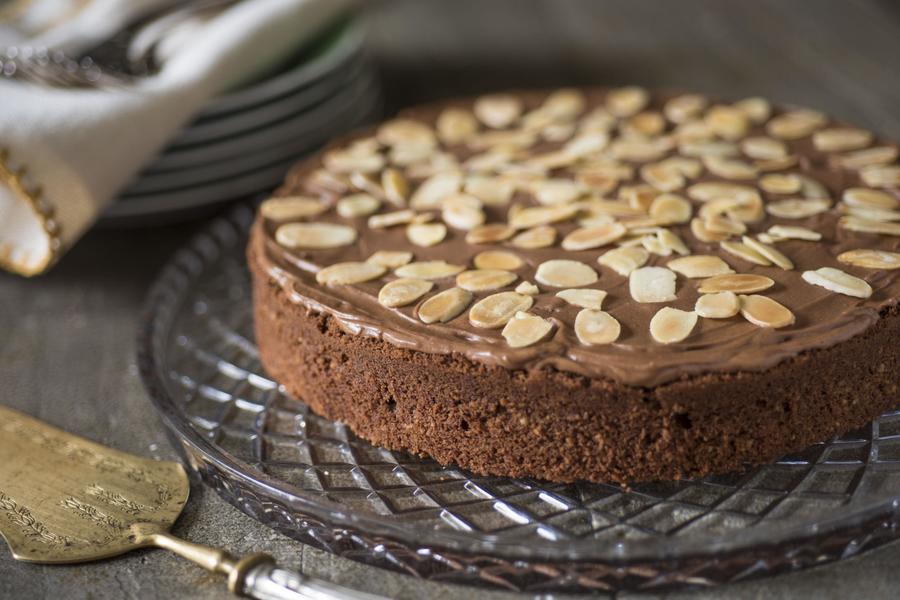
[138,205,900,593]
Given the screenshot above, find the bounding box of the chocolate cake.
[248,87,900,484]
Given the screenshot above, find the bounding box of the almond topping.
[510,225,557,249]
[687,182,756,202]
[813,128,873,152]
[842,188,899,211]
[733,97,771,123]
[649,193,692,225]
[323,149,385,174]
[742,236,794,270]
[664,94,708,123]
[474,94,523,129]
[668,255,734,278]
[650,308,698,344]
[406,223,447,247]
[765,198,831,219]
[574,309,621,345]
[532,178,582,205]
[381,168,408,206]
[629,266,677,303]
[838,146,899,170]
[437,107,479,144]
[515,281,540,295]
[464,176,516,205]
[561,222,628,251]
[837,249,900,270]
[368,209,416,229]
[766,225,822,241]
[597,246,650,276]
[468,292,534,328]
[474,250,523,270]
[695,291,740,319]
[705,105,749,140]
[641,162,685,192]
[720,241,771,266]
[739,295,795,328]
[703,156,758,180]
[466,223,515,244]
[509,204,578,229]
[699,274,775,294]
[801,267,873,298]
[378,278,434,308]
[409,172,463,210]
[606,86,649,117]
[395,261,465,280]
[766,109,826,140]
[456,269,518,292]
[861,165,900,188]
[839,216,900,236]
[316,262,386,285]
[535,259,598,288]
[337,194,381,218]
[501,312,554,348]
[690,218,730,243]
[275,222,357,249]
[741,136,788,160]
[367,250,413,269]
[418,288,473,324]
[657,229,690,256]
[442,194,485,230]
[705,214,747,235]
[556,289,608,310]
[260,196,328,221]
[759,173,802,195]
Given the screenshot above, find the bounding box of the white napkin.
[0,0,355,276]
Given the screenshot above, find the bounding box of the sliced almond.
[556,289,607,310]
[642,234,670,257]
[464,175,515,205]
[261,196,327,221]
[349,172,385,199]
[813,128,873,152]
[842,188,899,211]
[695,291,739,319]
[759,173,802,195]
[323,148,385,174]
[802,267,873,298]
[501,312,554,348]
[838,146,899,170]
[381,168,408,206]
[766,109,827,140]
[609,136,672,161]
[664,94,708,124]
[668,255,734,278]
[442,194,485,230]
[378,278,434,308]
[686,182,756,202]
[837,249,900,270]
[640,162,683,192]
[418,287,473,324]
[474,250,523,270]
[597,246,649,276]
[861,165,900,188]
[466,223,515,244]
[703,156,758,180]
[337,194,381,218]
[456,269,518,292]
[468,292,534,328]
[680,140,739,158]
[767,225,822,241]
[606,86,649,117]
[629,266,677,303]
[474,94,523,129]
[535,259,598,288]
[741,136,788,160]
[755,155,799,172]
[532,178,582,205]
[699,274,775,294]
[561,222,628,251]
[275,222,357,249]
[742,236,794,270]
[307,168,349,194]
[649,193,692,224]
[406,223,447,247]
[316,262,385,285]
[509,204,578,229]
[574,309,621,345]
[510,225,557,249]
[367,250,413,269]
[437,107,479,144]
[720,240,771,266]
[739,295,795,328]
[410,172,463,210]
[690,217,730,243]
[390,143,433,167]
[766,198,831,219]
[515,281,540,295]
[368,209,416,229]
[650,308,698,344]
[377,119,435,148]
[395,261,465,280]
[705,105,749,140]
[705,213,747,235]
[839,205,900,222]
[733,97,771,123]
[728,193,766,225]
[657,229,689,256]
[839,216,900,236]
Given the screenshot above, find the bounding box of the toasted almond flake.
[766,198,831,219]
[395,261,465,280]
[418,287,473,324]
[766,109,827,140]
[349,172,385,199]
[562,132,611,159]
[839,216,900,236]
[535,259,598,288]
[650,308,697,344]
[574,309,621,345]
[406,223,447,247]
[465,223,515,244]
[474,250,523,270]
[469,128,537,151]
[861,165,900,188]
[441,194,485,230]
[368,209,416,229]
[474,94,523,129]
[501,312,553,348]
[742,236,793,270]
[561,222,628,251]
[720,240,772,266]
[740,295,795,328]
[337,194,381,218]
[597,246,649,276]
[308,168,349,194]
[813,128,873,152]
[741,136,788,160]
[605,86,649,117]
[640,162,684,192]
[802,267,873,298]
[642,235,669,257]
[464,176,516,205]
[674,119,713,142]
[409,172,463,210]
[437,107,479,144]
[323,149,385,174]
[412,212,436,224]
[378,278,434,308]
[260,196,327,221]
[843,205,900,225]
[456,268,518,292]
[510,225,557,249]
[367,250,413,269]
[629,266,677,303]
[766,225,822,241]
[556,289,607,310]
[275,222,357,249]
[664,94,708,124]
[733,97,771,123]
[515,281,540,295]
[705,213,747,235]
[668,255,734,278]
[531,178,582,206]
[620,184,660,211]
[757,233,779,244]
[695,291,739,319]
[838,146,899,170]
[468,292,534,328]
[842,188,899,211]
[389,143,433,166]
[699,274,774,294]
[702,155,758,180]
[657,229,689,256]
[690,217,730,243]
[728,194,765,224]
[542,121,576,142]
[622,111,666,138]
[509,204,578,229]
[698,197,741,220]
[381,168,408,206]
[576,171,619,195]
[679,139,739,158]
[609,136,672,161]
[686,182,756,202]
[756,155,800,172]
[837,249,900,270]
[705,105,749,141]
[316,262,385,285]
[377,119,436,148]
[759,173,802,195]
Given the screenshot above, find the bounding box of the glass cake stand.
[138,204,900,593]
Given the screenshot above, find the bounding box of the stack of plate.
[102,20,380,226]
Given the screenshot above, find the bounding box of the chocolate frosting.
[253,89,900,387]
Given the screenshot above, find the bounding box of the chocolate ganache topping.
[251,88,900,387]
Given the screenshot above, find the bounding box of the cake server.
[0,404,384,600]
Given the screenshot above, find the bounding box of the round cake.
[248,87,900,484]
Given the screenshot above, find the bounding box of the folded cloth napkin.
[0,0,355,276]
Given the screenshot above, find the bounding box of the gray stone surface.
[3,0,900,597]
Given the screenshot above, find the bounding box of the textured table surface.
[3,1,900,598]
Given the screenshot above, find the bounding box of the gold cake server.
[0,405,385,600]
